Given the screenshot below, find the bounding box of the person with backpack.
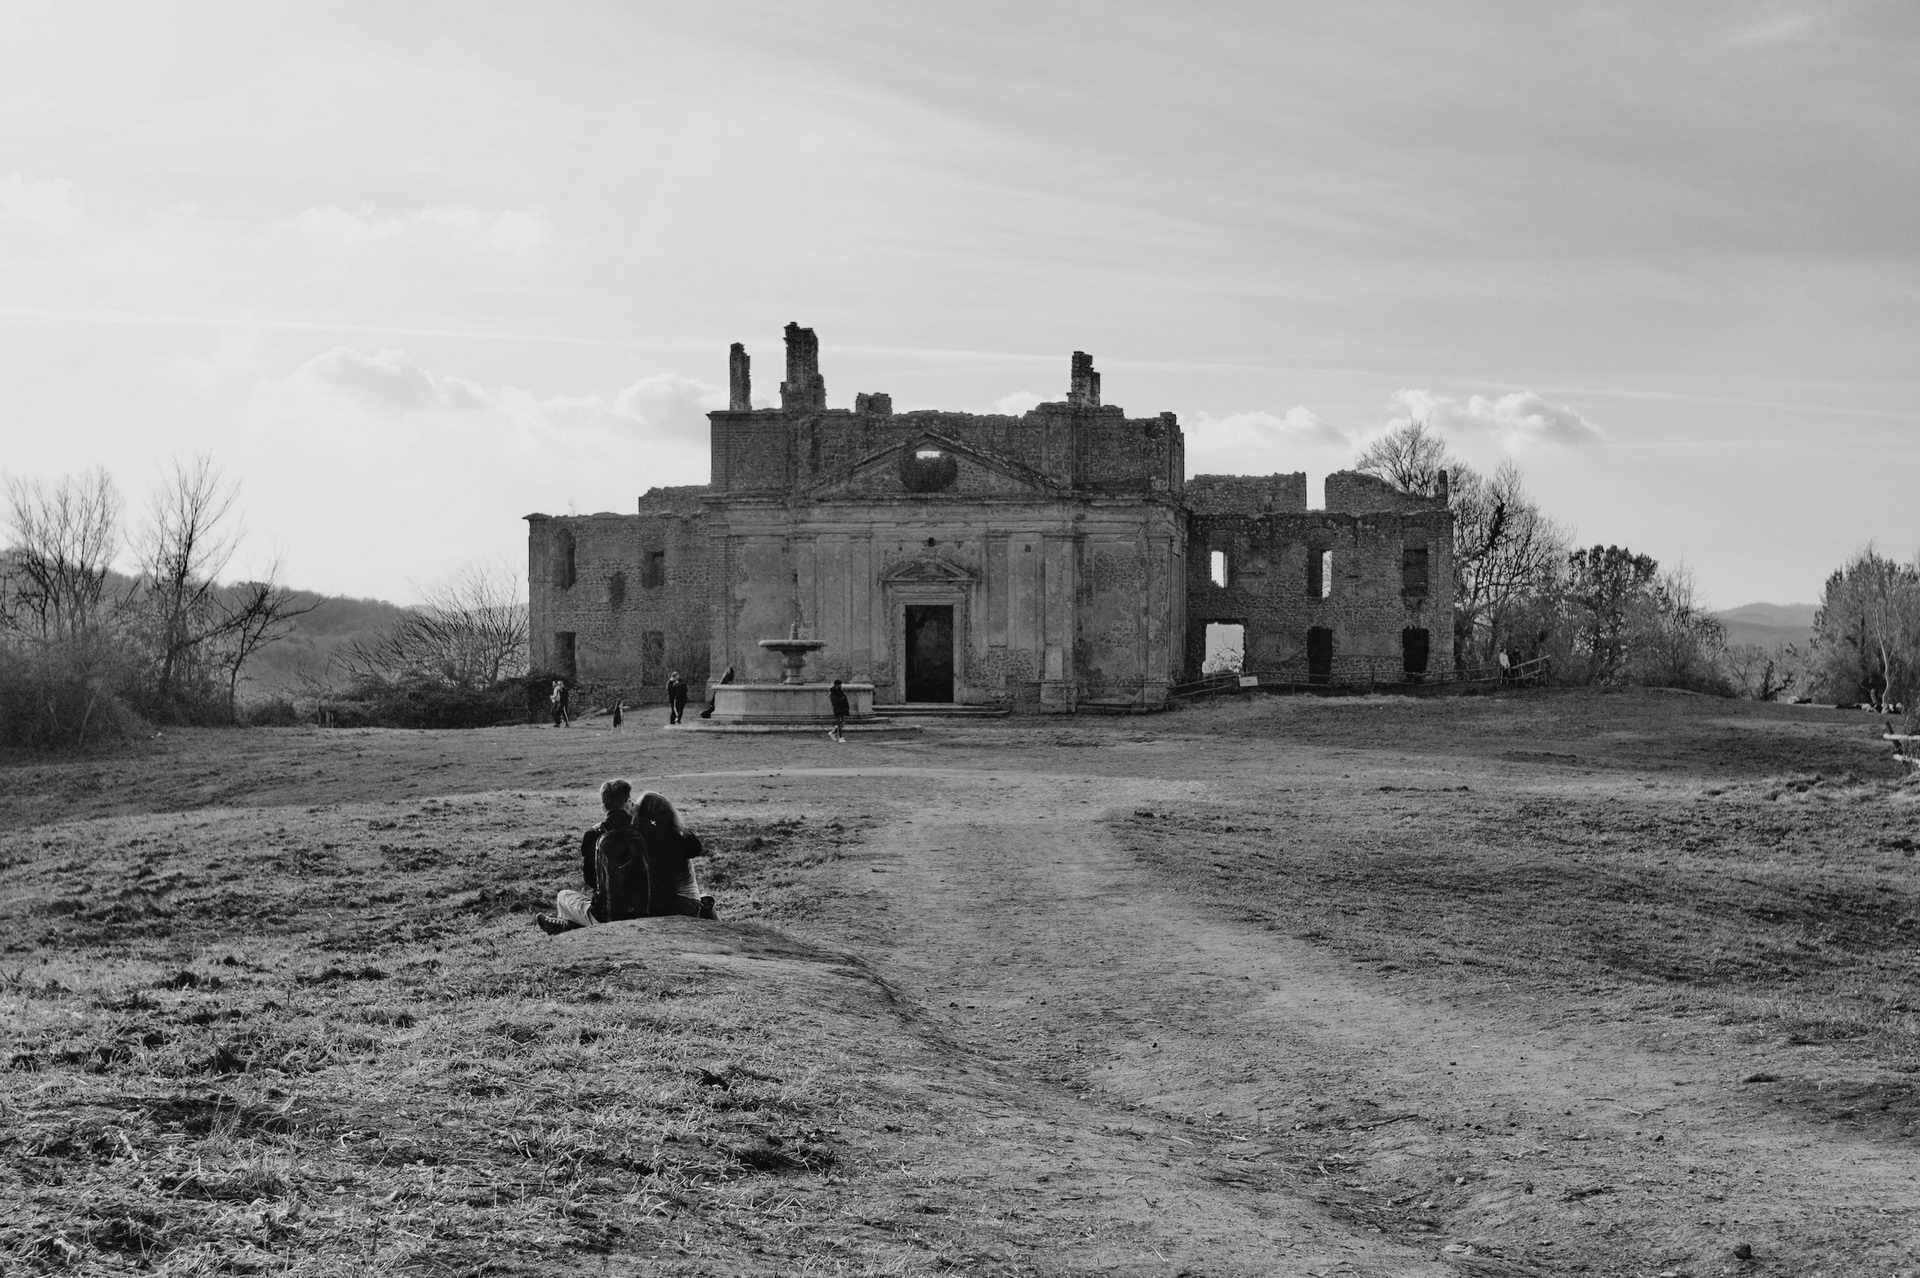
[537,779,713,933]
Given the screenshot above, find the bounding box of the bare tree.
[2,468,122,643]
[344,563,527,691]
[214,560,320,720]
[1353,424,1566,666]
[1811,544,1920,708]
[131,455,240,716]
[1353,418,1451,497]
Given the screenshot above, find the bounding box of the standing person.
[827,678,850,742]
[1497,647,1512,684]
[557,680,572,725]
[666,671,688,725]
[549,679,565,727]
[611,696,625,729]
[700,665,734,719]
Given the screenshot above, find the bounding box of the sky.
[2,0,1916,607]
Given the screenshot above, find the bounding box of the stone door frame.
[880,556,975,705]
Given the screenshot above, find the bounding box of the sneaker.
[536,914,579,936]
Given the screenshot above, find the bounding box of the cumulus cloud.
[1385,388,1603,449]
[0,172,82,235]
[278,204,550,254]
[263,346,721,446]
[1185,406,1350,448]
[988,390,1045,415]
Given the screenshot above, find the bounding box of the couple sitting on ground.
[538,778,715,934]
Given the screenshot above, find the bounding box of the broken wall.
[526,495,711,698]
[1185,495,1453,685]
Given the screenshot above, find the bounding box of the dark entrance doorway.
[1306,626,1333,685]
[1401,626,1430,682]
[905,605,955,702]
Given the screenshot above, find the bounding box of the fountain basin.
[707,680,876,725]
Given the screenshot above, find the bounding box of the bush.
[0,641,145,751]
[313,677,527,729]
[240,696,302,727]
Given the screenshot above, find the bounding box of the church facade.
[525,325,1453,712]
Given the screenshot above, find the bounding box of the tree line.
[1354,421,1918,711]
[1,460,530,749]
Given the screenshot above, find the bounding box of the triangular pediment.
[808,433,1060,500]
[880,554,976,584]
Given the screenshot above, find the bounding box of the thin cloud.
[1387,389,1603,449]
[0,172,82,235]
[278,204,550,254]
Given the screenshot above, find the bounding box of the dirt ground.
[3,688,1917,1276]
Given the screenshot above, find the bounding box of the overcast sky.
[3,0,1915,606]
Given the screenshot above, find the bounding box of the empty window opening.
[641,549,665,589]
[915,448,944,460]
[641,630,665,683]
[1402,627,1431,680]
[553,528,576,590]
[554,632,577,680]
[607,571,627,609]
[1209,550,1229,588]
[1306,548,1332,599]
[1203,623,1245,674]
[1401,545,1429,598]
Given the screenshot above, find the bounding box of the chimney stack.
[1068,351,1101,408]
[780,322,827,411]
[728,342,751,411]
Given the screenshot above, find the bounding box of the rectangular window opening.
[1209,549,1228,588]
[641,549,666,590]
[1306,547,1332,599]
[554,632,577,680]
[1202,622,1245,675]
[1402,545,1429,598]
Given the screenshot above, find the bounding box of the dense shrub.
[0,642,145,751]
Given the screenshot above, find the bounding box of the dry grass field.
[2,689,1916,1276]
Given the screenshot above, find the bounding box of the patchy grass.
[1116,771,1920,1082]
[0,792,925,1276]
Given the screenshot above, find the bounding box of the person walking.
[666,671,688,725]
[828,678,850,742]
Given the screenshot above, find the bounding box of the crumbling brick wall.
[525,491,711,701]
[1185,472,1453,685]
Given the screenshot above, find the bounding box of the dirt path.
[699,764,1919,1277]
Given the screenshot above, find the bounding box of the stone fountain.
[758,623,827,684]
[697,624,894,731]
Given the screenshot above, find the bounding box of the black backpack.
[594,825,650,922]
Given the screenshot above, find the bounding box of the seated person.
[631,789,714,919]
[538,780,712,934]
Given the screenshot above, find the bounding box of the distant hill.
[1714,602,1816,651]
[236,590,408,699]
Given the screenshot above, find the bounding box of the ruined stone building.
[526,325,1453,712]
